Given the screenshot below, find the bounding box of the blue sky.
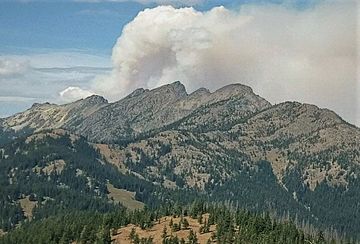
[0,0,284,116]
[0,1,142,53]
[0,0,358,126]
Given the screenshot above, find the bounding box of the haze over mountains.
[0,81,359,240]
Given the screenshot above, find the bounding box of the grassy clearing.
[107,183,144,211]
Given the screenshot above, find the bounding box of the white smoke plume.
[67,1,359,125]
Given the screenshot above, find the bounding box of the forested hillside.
[0,130,199,231]
[0,201,338,244]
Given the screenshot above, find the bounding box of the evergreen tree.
[95,225,111,244]
[162,225,168,239]
[182,218,189,229]
[169,219,174,229]
[187,229,198,244]
[59,230,71,244]
[317,231,325,244]
[129,227,137,240]
[79,225,92,243]
[197,215,203,225]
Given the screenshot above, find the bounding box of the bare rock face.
[1,95,108,133]
[46,81,269,142]
[2,81,357,147]
[173,84,271,132]
[73,81,189,141]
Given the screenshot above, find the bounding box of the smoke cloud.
[75,0,204,5]
[66,1,359,125]
[59,86,95,102]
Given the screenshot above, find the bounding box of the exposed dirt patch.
[162,179,177,190]
[326,161,348,188]
[33,159,66,175]
[265,149,288,181]
[303,166,327,191]
[303,161,348,191]
[25,132,60,144]
[19,196,37,219]
[25,129,79,144]
[95,144,127,173]
[113,214,214,244]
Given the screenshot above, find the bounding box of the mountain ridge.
[3,81,357,137]
[1,81,273,142]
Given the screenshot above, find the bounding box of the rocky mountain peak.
[152,81,188,99]
[80,95,108,105]
[189,87,211,97]
[214,83,254,96]
[125,88,149,99]
[30,102,53,109]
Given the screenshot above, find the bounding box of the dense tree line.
[284,166,360,240]
[0,200,346,244]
